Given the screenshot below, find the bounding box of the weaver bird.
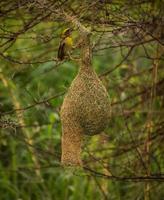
[58,28,73,60]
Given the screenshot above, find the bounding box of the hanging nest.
[60,30,110,166]
[60,64,110,166]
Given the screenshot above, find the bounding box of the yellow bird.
[58,28,73,60]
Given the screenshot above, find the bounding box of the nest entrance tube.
[60,32,110,166]
[61,120,83,166]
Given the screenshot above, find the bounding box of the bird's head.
[61,28,73,38]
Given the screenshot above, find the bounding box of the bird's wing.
[58,41,65,60]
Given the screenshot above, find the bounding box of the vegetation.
[0,0,164,199]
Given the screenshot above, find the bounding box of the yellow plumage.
[65,37,73,47]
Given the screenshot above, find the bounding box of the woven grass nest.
[60,63,111,166]
[60,29,111,166]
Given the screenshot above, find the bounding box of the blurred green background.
[0,1,164,200]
